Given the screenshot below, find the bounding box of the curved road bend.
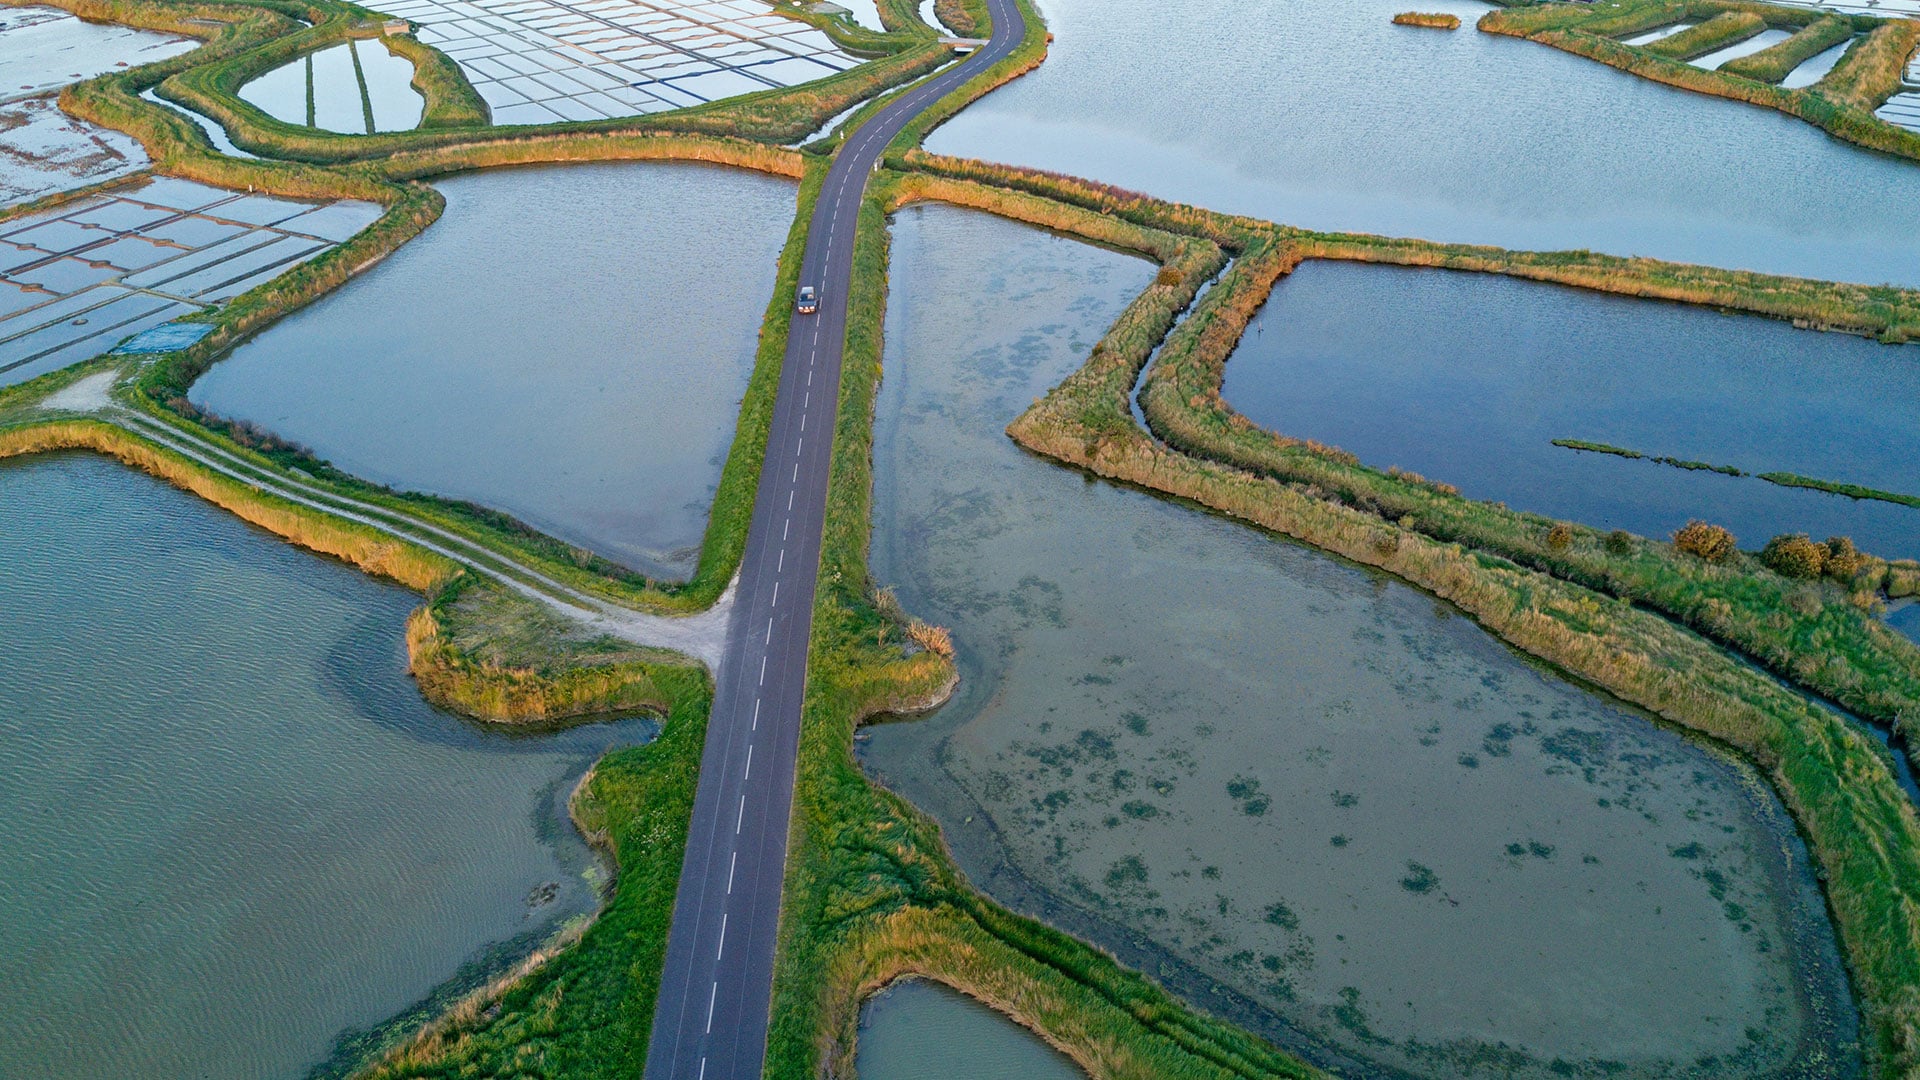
[643,2,1027,1077]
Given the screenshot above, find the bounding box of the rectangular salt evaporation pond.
[858,204,1859,1080]
[1691,27,1794,71]
[857,981,1085,1080]
[1219,261,1920,560]
[379,0,861,125]
[190,162,795,581]
[0,4,196,100]
[0,452,653,1080]
[925,0,1920,287]
[0,175,381,388]
[0,94,146,205]
[1619,21,1693,46]
[1781,36,1852,89]
[238,39,424,134]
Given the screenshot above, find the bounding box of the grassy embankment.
[1480,1,1920,163]
[1392,12,1459,30]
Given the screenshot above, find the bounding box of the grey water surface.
[856,980,1084,1080]
[928,0,1920,286]
[191,162,795,579]
[858,204,1859,1080]
[1217,261,1920,558]
[0,453,652,1080]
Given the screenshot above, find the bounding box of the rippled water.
[1218,261,1920,559]
[929,0,1920,286]
[191,162,794,579]
[858,204,1858,1078]
[0,453,652,1080]
[856,980,1084,1080]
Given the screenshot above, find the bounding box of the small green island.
[1392,11,1460,30]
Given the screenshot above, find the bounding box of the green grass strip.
[348,37,376,135]
[1760,472,1920,510]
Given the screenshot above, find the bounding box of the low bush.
[1762,533,1827,579]
[1673,520,1737,562]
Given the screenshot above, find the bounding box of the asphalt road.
[641,4,1028,1078]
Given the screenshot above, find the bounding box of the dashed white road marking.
[744,745,754,781]
[717,913,728,960]
[706,982,718,1033]
[736,795,746,833]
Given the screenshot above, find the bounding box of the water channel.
[1217,261,1920,559]
[858,204,1859,1079]
[928,0,1920,287]
[191,162,795,580]
[0,452,652,1079]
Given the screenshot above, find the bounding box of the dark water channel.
[191,162,795,580]
[0,453,652,1079]
[1217,261,1920,559]
[857,204,1860,1079]
[928,0,1920,286]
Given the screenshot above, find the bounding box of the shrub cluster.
[1673,519,1737,563]
[1762,533,1826,579]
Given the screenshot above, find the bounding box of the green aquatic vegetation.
[1758,471,1920,511]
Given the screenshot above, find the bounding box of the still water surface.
[929,0,1920,285]
[192,162,794,579]
[856,980,1084,1080]
[1218,261,1920,558]
[859,204,1858,1079]
[0,454,650,1080]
